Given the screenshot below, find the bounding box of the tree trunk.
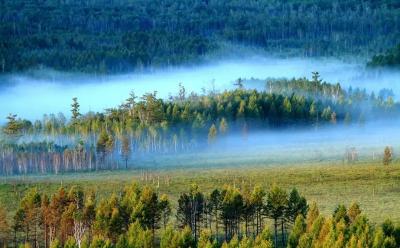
[215,210,219,241]
[281,219,285,247]
[274,218,278,248]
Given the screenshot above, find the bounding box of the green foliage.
[65,237,78,248]
[89,236,112,248]
[383,146,393,165]
[124,221,153,248]
[160,225,196,248]
[368,43,400,68]
[50,239,62,248]
[287,215,306,248]
[3,114,24,137]
[198,229,217,248]
[2,0,400,73]
[266,184,288,247]
[207,124,218,144]
[347,202,362,223]
[71,97,81,123]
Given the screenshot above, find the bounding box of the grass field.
[1,160,400,224]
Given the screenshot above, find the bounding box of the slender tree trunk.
[245,218,248,237]
[274,218,278,248]
[256,211,259,235]
[215,209,219,241]
[224,223,227,241]
[281,219,285,247]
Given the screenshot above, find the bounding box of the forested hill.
[368,43,400,68]
[1,0,400,74]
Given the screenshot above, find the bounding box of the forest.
[2,0,400,73]
[0,74,398,175]
[1,182,400,248]
[368,43,400,68]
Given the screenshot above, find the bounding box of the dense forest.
[0,183,399,248]
[1,0,400,73]
[368,43,400,68]
[0,75,398,175]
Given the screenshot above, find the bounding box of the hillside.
[2,0,400,73]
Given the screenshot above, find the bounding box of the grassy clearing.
[1,160,400,224]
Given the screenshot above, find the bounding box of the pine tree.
[71,97,81,124]
[177,184,204,242]
[159,194,171,230]
[306,202,320,231]
[160,226,180,248]
[132,186,161,240]
[198,229,215,248]
[209,189,221,239]
[254,227,273,248]
[286,188,308,224]
[347,202,361,223]
[251,186,265,236]
[312,72,322,85]
[287,215,306,248]
[3,113,22,136]
[219,118,228,135]
[208,124,217,144]
[234,78,244,89]
[383,146,393,165]
[266,184,288,247]
[124,221,152,248]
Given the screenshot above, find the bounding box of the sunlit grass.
[1,160,400,224]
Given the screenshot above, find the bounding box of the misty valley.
[1,67,400,175]
[2,0,400,248]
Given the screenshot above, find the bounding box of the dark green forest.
[368,43,400,68]
[2,0,400,73]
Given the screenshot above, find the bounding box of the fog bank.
[1,56,400,121]
[135,120,400,169]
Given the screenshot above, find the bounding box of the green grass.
[1,160,400,224]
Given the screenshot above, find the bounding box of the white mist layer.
[135,120,400,169]
[1,56,400,121]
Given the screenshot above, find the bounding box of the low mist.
[136,120,400,170]
[1,56,400,122]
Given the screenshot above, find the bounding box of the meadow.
[1,159,399,225]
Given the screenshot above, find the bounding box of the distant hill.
[1,0,400,74]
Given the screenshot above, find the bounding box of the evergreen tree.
[287,215,306,248]
[383,146,393,165]
[71,97,81,124]
[159,194,171,230]
[3,114,22,136]
[266,184,288,247]
[347,202,362,224]
[208,124,217,144]
[219,118,228,135]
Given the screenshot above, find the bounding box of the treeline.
[368,43,400,68]
[2,0,400,73]
[1,183,399,248]
[1,76,399,175]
